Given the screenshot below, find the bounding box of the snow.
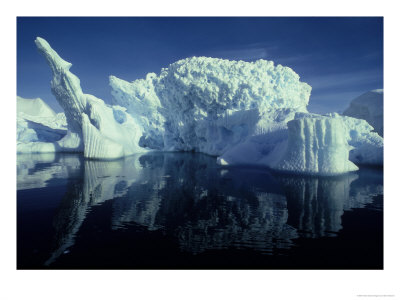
[343,89,383,136]
[17,96,67,152]
[110,57,311,154]
[17,96,57,118]
[31,37,147,159]
[18,37,383,175]
[340,114,383,166]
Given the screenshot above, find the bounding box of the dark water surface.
[17,152,383,269]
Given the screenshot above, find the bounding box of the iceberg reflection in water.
[17,152,383,269]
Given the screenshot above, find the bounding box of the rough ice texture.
[110,57,383,175]
[31,37,146,159]
[110,57,311,155]
[343,89,383,137]
[217,112,383,172]
[273,116,358,175]
[339,114,383,166]
[21,37,383,175]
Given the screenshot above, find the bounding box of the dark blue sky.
[17,17,383,113]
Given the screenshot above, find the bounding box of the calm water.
[17,152,383,269]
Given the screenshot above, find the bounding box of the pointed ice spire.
[35,37,86,134]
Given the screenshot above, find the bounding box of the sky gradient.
[17,17,383,113]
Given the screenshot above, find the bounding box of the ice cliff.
[272,115,358,175]
[19,37,383,175]
[343,89,383,137]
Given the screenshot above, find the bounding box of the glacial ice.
[338,113,383,166]
[343,89,383,137]
[30,37,146,159]
[110,57,311,154]
[217,112,383,172]
[18,37,383,175]
[18,95,58,118]
[17,96,67,152]
[272,115,359,175]
[109,56,383,174]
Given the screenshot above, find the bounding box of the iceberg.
[110,57,311,154]
[17,96,68,152]
[217,112,383,172]
[339,113,383,166]
[110,56,383,174]
[343,89,383,137]
[18,95,58,118]
[27,37,146,159]
[21,37,383,175]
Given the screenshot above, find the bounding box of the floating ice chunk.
[343,89,383,136]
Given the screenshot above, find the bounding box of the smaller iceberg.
[343,89,383,137]
[17,96,67,153]
[217,112,383,175]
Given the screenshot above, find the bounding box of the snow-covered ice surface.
[110,56,382,175]
[18,96,57,118]
[343,89,383,137]
[17,96,68,152]
[110,57,311,155]
[19,37,383,175]
[30,37,147,159]
[337,113,383,166]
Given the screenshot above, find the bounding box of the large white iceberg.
[343,89,383,137]
[110,57,311,154]
[19,37,383,175]
[110,58,383,174]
